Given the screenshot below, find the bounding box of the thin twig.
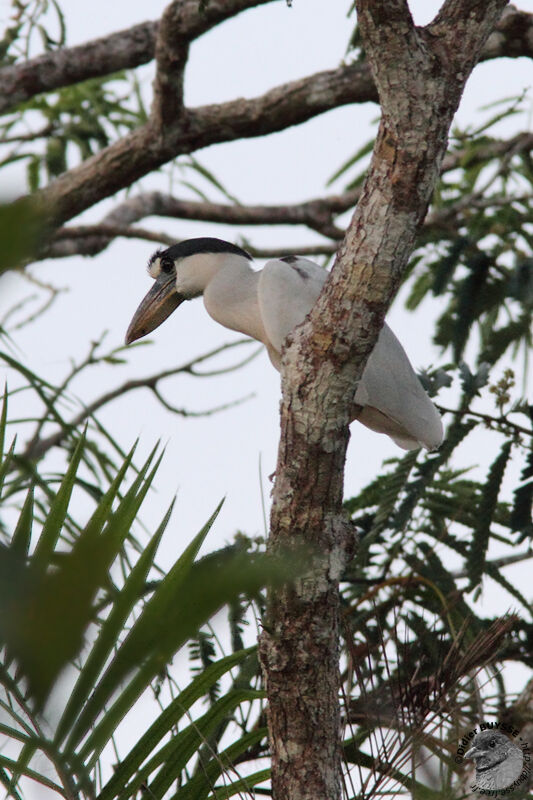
[437,404,532,437]
[452,550,533,579]
[21,339,257,461]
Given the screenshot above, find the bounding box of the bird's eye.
[161,257,174,274]
[489,740,496,748]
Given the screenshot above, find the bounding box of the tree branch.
[46,190,348,253]
[151,0,275,130]
[44,225,341,260]
[36,128,533,262]
[101,190,349,235]
[6,3,526,241]
[0,21,158,116]
[482,4,533,59]
[34,61,377,231]
[436,404,532,438]
[46,224,177,256]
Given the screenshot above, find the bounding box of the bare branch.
[436,404,532,438]
[46,224,176,257]
[45,231,339,260]
[451,550,533,579]
[151,386,254,417]
[429,0,520,78]
[46,190,349,257]
[34,61,377,232]
[21,339,256,462]
[1,123,56,144]
[186,61,377,150]
[101,190,350,234]
[152,6,189,129]
[9,3,527,241]
[441,131,533,171]
[151,0,275,129]
[482,4,533,60]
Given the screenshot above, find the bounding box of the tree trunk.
[259,2,508,798]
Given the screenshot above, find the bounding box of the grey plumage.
[466,730,524,790]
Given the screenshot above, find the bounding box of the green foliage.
[340,360,532,796]
[511,426,533,539]
[328,115,533,797]
[0,0,66,65]
[0,197,49,274]
[466,440,513,589]
[14,74,147,189]
[329,95,533,787]
[0,384,287,798]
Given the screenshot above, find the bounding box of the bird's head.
[465,730,522,771]
[125,237,252,344]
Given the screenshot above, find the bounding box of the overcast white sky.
[1,1,533,793]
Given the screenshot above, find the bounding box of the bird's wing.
[356,324,443,450]
[258,257,442,450]
[258,257,326,357]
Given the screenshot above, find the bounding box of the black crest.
[158,238,252,263]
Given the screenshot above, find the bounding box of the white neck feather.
[177,252,268,344]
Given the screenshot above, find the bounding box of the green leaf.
[185,156,241,205]
[66,501,224,757]
[467,441,513,589]
[10,486,34,557]
[510,439,533,539]
[0,768,24,800]
[0,755,63,796]
[0,197,48,273]
[79,540,291,766]
[54,498,173,747]
[32,428,87,566]
[327,137,374,186]
[0,384,17,499]
[0,383,7,458]
[485,559,531,613]
[97,649,255,800]
[0,436,16,500]
[453,251,491,362]
[147,689,262,800]
[204,769,271,800]
[0,440,164,708]
[484,316,532,368]
[175,728,267,800]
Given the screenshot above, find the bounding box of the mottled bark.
[0,21,158,116]
[259,2,508,799]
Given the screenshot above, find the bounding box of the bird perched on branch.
[466,730,524,790]
[126,237,443,451]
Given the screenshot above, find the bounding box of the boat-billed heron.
[126,237,443,450]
